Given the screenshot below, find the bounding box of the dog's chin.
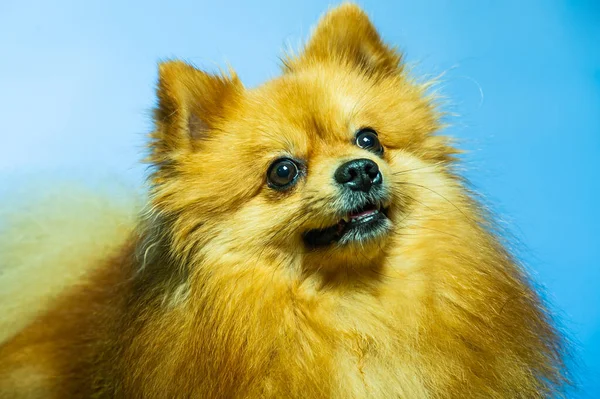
[303,201,392,249]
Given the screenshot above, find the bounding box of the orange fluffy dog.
[0,4,569,398]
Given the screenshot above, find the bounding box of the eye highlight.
[355,128,383,155]
[267,158,300,190]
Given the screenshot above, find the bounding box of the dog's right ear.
[153,60,242,152]
[284,4,401,76]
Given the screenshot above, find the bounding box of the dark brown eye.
[355,129,383,155]
[267,158,300,190]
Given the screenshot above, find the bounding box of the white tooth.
[342,216,350,223]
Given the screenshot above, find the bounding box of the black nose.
[334,158,382,192]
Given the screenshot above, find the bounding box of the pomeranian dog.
[0,3,569,398]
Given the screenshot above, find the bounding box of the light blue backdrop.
[1,0,598,396]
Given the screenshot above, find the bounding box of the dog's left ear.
[153,60,242,152]
[284,3,401,75]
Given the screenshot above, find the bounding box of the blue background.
[1,0,598,396]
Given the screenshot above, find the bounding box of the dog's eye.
[355,129,383,155]
[267,158,300,190]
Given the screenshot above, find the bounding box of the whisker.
[397,182,473,222]
[391,163,442,176]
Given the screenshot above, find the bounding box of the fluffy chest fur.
[118,189,559,398]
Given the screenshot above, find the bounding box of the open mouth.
[303,201,391,248]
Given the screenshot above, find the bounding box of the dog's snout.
[334,158,382,192]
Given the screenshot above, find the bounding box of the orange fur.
[0,4,569,398]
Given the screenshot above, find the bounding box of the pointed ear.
[153,60,242,151]
[284,3,402,75]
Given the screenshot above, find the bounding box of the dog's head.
[149,4,458,271]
